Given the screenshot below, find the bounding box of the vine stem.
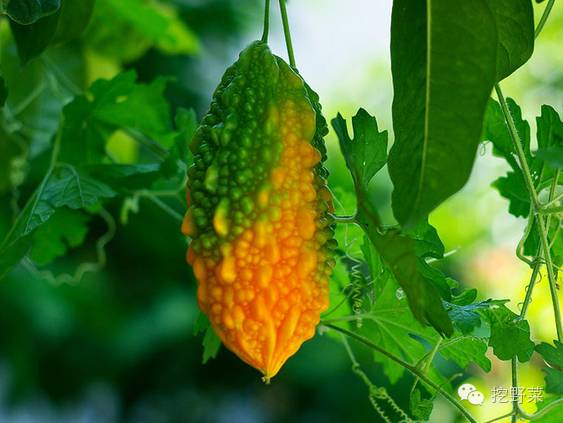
[278,0,296,68]
[322,324,478,423]
[535,0,556,39]
[261,0,270,42]
[494,84,563,342]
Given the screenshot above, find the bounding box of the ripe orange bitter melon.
[182,41,336,380]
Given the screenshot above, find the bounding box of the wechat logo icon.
[457,383,485,405]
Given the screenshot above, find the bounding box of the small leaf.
[202,325,221,364]
[536,341,563,395]
[1,0,60,25]
[193,312,221,363]
[332,108,388,189]
[492,171,530,217]
[480,304,534,362]
[30,208,90,266]
[482,99,526,171]
[410,388,434,421]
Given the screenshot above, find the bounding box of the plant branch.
[322,324,478,423]
[278,0,296,68]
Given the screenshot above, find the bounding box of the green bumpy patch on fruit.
[183,41,336,379]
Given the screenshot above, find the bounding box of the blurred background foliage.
[0,1,561,422]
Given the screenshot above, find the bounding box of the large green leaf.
[388,0,498,227]
[0,0,60,25]
[488,0,534,81]
[388,0,534,227]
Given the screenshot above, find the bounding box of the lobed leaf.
[536,341,563,395]
[30,208,91,266]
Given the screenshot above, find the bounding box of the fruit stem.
[261,0,270,42]
[278,0,296,68]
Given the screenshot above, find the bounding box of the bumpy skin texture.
[183,41,336,379]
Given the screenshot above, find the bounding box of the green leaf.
[332,108,388,189]
[193,312,221,364]
[30,208,90,266]
[332,109,452,336]
[406,219,445,259]
[536,147,563,170]
[536,341,563,395]
[438,336,491,372]
[202,325,221,364]
[482,99,525,171]
[60,71,175,164]
[84,0,199,62]
[488,0,534,81]
[0,0,60,25]
[52,0,95,44]
[480,303,534,362]
[388,0,498,227]
[447,299,495,335]
[537,105,563,151]
[363,228,453,337]
[482,98,534,217]
[492,171,530,217]
[358,277,441,383]
[9,11,61,65]
[0,164,115,278]
[410,388,434,421]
